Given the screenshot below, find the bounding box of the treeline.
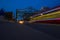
[0,8,16,22]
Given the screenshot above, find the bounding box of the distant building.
[16,9,38,21]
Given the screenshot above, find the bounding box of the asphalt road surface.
[27,23,60,39]
[0,21,60,40]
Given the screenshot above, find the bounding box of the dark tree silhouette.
[0,8,5,16]
[4,12,13,20]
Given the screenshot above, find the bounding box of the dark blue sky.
[0,0,60,18]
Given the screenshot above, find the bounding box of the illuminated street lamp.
[40,13,43,16]
[18,20,24,24]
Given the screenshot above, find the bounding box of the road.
[27,23,60,39]
[0,21,60,40]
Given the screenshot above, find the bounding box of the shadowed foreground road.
[0,21,60,40]
[27,23,60,39]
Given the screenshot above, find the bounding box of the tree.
[4,12,13,20]
[0,8,5,16]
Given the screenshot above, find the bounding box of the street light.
[18,20,24,24]
[41,13,43,16]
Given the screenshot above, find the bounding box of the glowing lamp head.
[19,21,24,24]
[41,13,43,16]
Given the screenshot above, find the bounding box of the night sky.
[0,0,60,19]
